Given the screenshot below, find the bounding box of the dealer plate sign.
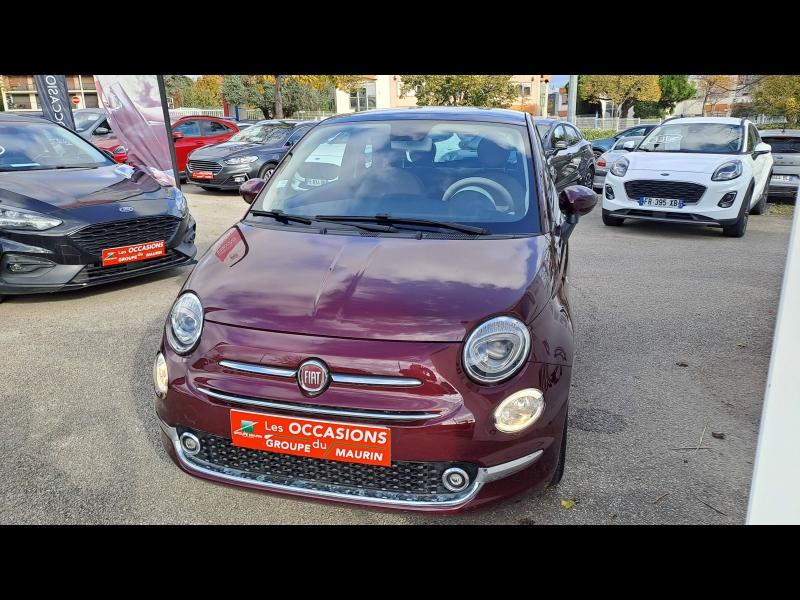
[102,240,165,267]
[230,409,391,466]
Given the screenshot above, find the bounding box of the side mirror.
[753,142,771,157]
[285,139,295,147]
[95,127,110,135]
[239,178,267,204]
[622,140,637,151]
[558,185,598,240]
[172,132,185,140]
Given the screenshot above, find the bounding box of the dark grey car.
[534,118,596,190]
[759,129,800,200]
[73,108,115,142]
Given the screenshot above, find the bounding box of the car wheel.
[723,181,753,237]
[583,167,594,189]
[259,162,277,179]
[750,173,770,215]
[602,209,624,226]
[593,149,603,159]
[549,414,568,487]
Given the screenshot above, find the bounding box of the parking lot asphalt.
[0,185,793,524]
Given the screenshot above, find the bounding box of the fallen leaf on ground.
[724,399,734,407]
[736,343,747,348]
[676,360,689,367]
[560,499,576,509]
[712,431,725,439]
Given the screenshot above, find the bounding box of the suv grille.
[187,159,223,174]
[179,428,478,497]
[624,180,706,202]
[72,250,191,284]
[70,216,181,257]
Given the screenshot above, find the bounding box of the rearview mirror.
[753,142,771,157]
[172,132,184,140]
[558,185,598,240]
[95,127,110,135]
[240,178,267,204]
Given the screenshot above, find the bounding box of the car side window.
[98,119,112,133]
[748,125,761,151]
[551,125,567,146]
[174,120,201,137]
[566,126,581,145]
[203,120,233,136]
[626,127,645,138]
[287,127,310,145]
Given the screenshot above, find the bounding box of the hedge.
[579,129,617,140]
[756,122,796,130]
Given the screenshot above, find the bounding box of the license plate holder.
[639,196,684,208]
[101,240,165,267]
[191,171,213,180]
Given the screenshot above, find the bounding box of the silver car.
[593,135,645,192]
[759,129,800,199]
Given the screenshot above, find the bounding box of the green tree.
[222,75,347,119]
[580,75,661,118]
[183,75,223,108]
[753,76,800,124]
[633,75,696,118]
[163,75,193,107]
[400,75,517,107]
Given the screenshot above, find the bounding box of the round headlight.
[153,352,168,398]
[493,389,545,433]
[463,316,531,384]
[610,157,629,177]
[167,292,203,355]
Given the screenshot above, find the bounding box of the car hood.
[189,223,550,342]
[626,152,735,174]
[190,141,282,160]
[0,164,168,216]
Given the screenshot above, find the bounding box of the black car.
[533,118,596,190]
[0,113,196,299]
[186,120,315,191]
[589,123,658,157]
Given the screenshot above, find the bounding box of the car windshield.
[535,123,551,138]
[761,135,800,153]
[252,119,539,235]
[612,135,644,150]
[638,123,744,154]
[73,112,103,132]
[230,124,292,145]
[0,121,112,171]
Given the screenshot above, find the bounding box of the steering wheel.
[442,177,514,212]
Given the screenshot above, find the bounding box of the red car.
[94,137,128,163]
[171,116,240,178]
[153,107,597,512]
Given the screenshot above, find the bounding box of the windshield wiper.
[248,209,397,232]
[249,209,314,225]
[316,214,489,235]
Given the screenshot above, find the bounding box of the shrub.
[756,122,795,130]
[580,129,617,141]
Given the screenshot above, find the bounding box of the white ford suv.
[602,117,773,237]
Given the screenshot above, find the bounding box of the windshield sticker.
[276,179,288,188]
[114,164,135,179]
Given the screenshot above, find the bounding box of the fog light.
[493,388,545,433]
[3,254,56,274]
[718,192,737,208]
[153,352,168,398]
[442,467,470,492]
[180,432,201,456]
[605,185,615,200]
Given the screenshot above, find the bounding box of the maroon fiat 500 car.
[153,107,596,511]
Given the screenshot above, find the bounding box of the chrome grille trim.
[219,359,422,387]
[197,386,439,421]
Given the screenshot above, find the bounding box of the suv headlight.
[609,157,629,177]
[711,160,742,181]
[166,292,203,355]
[0,206,62,231]
[167,186,188,216]
[225,155,259,165]
[463,316,531,384]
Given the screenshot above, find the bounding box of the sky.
[549,75,569,91]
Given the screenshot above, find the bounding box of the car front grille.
[178,427,479,499]
[69,216,182,258]
[187,160,223,174]
[624,180,706,202]
[71,249,192,284]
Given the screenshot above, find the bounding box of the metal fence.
[547,115,663,131]
[168,107,335,122]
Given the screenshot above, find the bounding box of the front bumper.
[155,320,571,512]
[602,171,747,226]
[0,214,197,295]
[187,163,257,190]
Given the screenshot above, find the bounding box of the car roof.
[254,119,306,126]
[325,106,528,126]
[0,112,49,123]
[661,116,744,126]
[758,129,800,137]
[73,108,105,114]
